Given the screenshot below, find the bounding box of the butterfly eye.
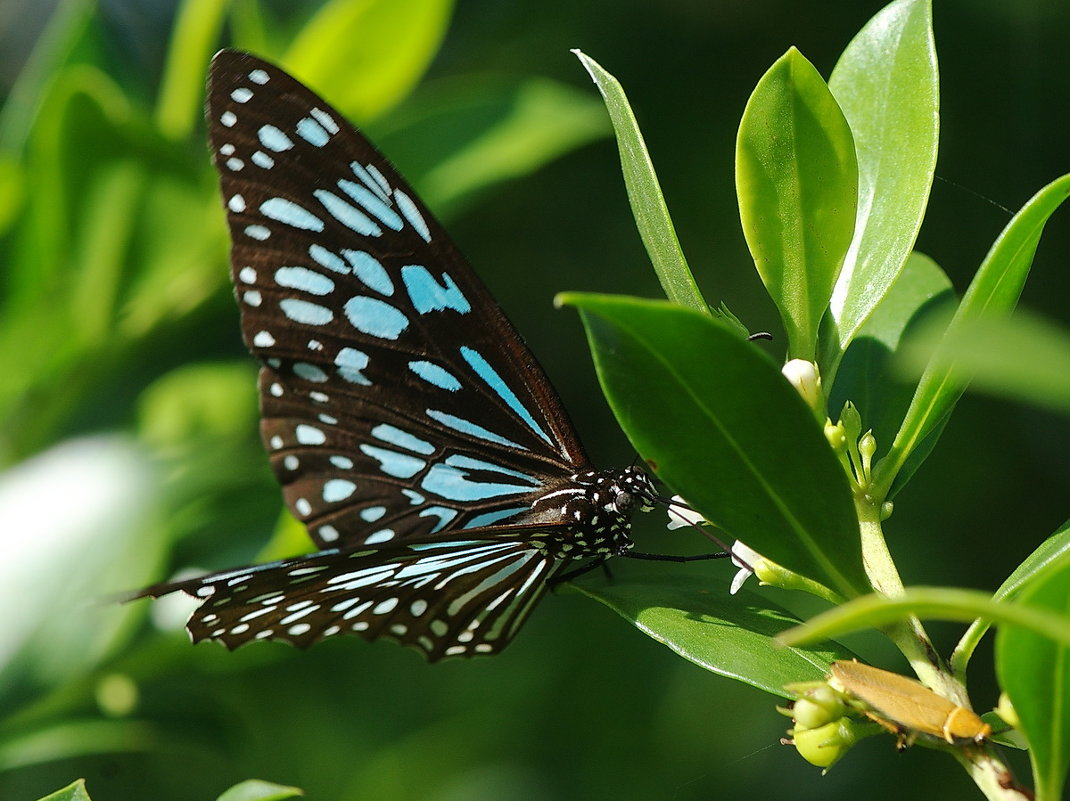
[614,490,638,515]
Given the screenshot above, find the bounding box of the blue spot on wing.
[401,266,471,315]
[280,298,333,325]
[425,409,525,450]
[420,463,538,502]
[314,189,382,236]
[465,507,529,528]
[371,424,436,455]
[460,346,552,446]
[296,116,330,146]
[360,444,425,479]
[408,360,462,392]
[260,198,323,231]
[274,266,335,295]
[344,250,394,295]
[338,179,404,231]
[343,296,409,339]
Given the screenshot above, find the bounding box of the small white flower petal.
[730,564,753,595]
[729,540,761,594]
[666,495,707,530]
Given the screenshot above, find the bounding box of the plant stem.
[953,750,1034,801]
[857,498,1027,800]
[856,500,944,683]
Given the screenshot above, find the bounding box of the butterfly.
[133,50,715,661]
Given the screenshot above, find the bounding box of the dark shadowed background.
[0,1,1067,799]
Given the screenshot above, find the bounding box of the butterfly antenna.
[654,494,736,555]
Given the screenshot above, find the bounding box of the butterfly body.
[134,50,659,660]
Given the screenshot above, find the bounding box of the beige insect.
[829,660,991,748]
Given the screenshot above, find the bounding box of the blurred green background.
[1,1,1067,799]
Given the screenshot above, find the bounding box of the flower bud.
[791,718,859,769]
[996,692,1020,730]
[782,359,822,415]
[824,420,847,451]
[791,684,847,729]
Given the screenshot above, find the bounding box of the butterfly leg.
[549,557,610,586]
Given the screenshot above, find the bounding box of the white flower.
[665,495,707,530]
[782,359,822,411]
[730,540,761,594]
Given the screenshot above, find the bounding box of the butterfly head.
[611,465,659,515]
[561,465,657,518]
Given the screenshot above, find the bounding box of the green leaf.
[993,521,1070,605]
[571,51,706,312]
[284,0,453,122]
[896,309,1070,416]
[873,172,1070,499]
[68,160,146,345]
[829,251,954,456]
[996,554,1070,801]
[570,574,855,696]
[0,718,157,772]
[36,779,91,801]
[374,75,609,218]
[13,64,133,305]
[119,173,228,337]
[216,779,304,801]
[137,362,258,448]
[155,0,228,140]
[954,519,1070,674]
[736,47,857,360]
[0,155,26,235]
[0,0,96,154]
[779,587,1070,652]
[824,0,939,374]
[560,293,868,598]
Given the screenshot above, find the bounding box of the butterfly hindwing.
[207,50,590,549]
[141,538,566,660]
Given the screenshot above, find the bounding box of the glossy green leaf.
[375,76,609,217]
[571,51,706,311]
[954,519,1070,674]
[736,47,857,360]
[993,521,1070,605]
[873,173,1070,499]
[36,779,91,801]
[570,574,854,696]
[996,554,1070,801]
[561,293,868,598]
[824,0,939,374]
[779,587,1070,652]
[829,251,954,455]
[216,779,305,801]
[897,310,1070,416]
[284,0,453,122]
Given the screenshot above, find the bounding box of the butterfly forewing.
[130,50,657,660]
[207,50,589,548]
